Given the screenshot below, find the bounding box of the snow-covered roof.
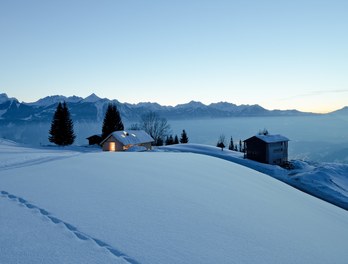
[102,130,154,146]
[246,134,289,143]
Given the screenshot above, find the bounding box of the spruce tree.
[156,137,164,146]
[102,103,124,139]
[228,136,234,150]
[239,139,243,152]
[180,129,189,143]
[165,135,174,145]
[174,135,179,144]
[48,102,75,146]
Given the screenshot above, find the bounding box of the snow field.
[1,147,348,264]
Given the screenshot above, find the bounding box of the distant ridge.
[0,93,326,123]
[329,106,348,116]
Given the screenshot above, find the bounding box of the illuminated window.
[109,142,116,151]
[123,144,132,150]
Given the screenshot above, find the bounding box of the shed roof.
[101,130,154,146]
[245,134,289,143]
[86,134,102,139]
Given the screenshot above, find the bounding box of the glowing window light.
[109,142,116,151]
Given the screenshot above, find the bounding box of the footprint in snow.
[0,190,142,264]
[48,216,61,224]
[74,231,89,241]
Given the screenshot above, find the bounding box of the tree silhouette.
[228,136,234,150]
[48,102,75,146]
[165,135,174,145]
[216,134,225,151]
[180,129,189,143]
[140,112,170,146]
[102,103,124,139]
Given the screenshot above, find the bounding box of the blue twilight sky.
[1,0,347,113]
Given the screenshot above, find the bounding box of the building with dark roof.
[244,134,289,165]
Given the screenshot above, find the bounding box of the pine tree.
[174,135,179,144]
[239,139,243,152]
[48,102,75,146]
[102,103,124,139]
[228,136,234,150]
[180,129,189,143]
[258,128,269,135]
[156,137,164,146]
[165,135,174,145]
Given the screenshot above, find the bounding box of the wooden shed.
[100,130,154,151]
[244,134,289,165]
[86,134,102,145]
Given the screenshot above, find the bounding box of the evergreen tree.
[239,139,243,152]
[228,136,234,150]
[174,135,179,144]
[180,129,189,143]
[102,103,124,139]
[258,128,269,135]
[165,135,174,145]
[156,137,164,146]
[48,102,75,146]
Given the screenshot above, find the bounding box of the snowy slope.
[0,139,83,170]
[0,197,118,264]
[159,144,348,210]
[1,142,348,264]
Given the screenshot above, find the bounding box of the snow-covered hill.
[1,141,348,264]
[158,144,348,210]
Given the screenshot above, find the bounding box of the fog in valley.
[1,115,348,163]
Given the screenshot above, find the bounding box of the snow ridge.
[0,190,141,264]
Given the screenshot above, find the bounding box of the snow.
[27,95,83,107]
[159,144,348,210]
[0,93,12,104]
[1,141,348,263]
[0,197,118,264]
[253,134,289,143]
[0,139,81,170]
[101,130,154,146]
[0,109,7,119]
[82,93,102,103]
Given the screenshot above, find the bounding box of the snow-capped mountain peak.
[82,93,101,103]
[209,102,239,112]
[176,100,207,109]
[0,93,16,104]
[28,95,83,107]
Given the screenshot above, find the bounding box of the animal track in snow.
[1,190,141,264]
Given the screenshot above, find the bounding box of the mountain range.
[0,93,341,123]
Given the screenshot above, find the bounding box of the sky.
[1,0,347,113]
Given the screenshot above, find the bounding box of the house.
[86,134,102,145]
[100,130,154,151]
[243,134,289,165]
